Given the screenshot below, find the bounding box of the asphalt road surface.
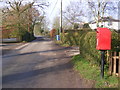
[2,37,94,88]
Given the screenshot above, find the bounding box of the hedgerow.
[60,29,120,65]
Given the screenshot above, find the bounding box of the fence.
[109,51,120,77]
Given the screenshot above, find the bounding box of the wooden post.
[106,50,109,62]
[118,52,120,88]
[109,51,112,75]
[113,52,117,75]
[118,52,120,78]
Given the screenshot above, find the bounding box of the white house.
[89,17,120,31]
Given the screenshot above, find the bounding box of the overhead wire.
[50,0,59,17]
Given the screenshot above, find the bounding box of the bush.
[111,31,120,51]
[60,31,79,46]
[79,31,101,65]
[22,31,36,42]
[74,23,79,29]
[2,30,11,39]
[10,30,36,42]
[83,23,91,29]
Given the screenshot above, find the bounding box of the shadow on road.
[3,61,72,84]
[32,37,51,42]
[3,47,72,58]
[2,49,12,55]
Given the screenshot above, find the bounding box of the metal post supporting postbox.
[101,50,105,78]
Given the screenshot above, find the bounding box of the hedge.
[60,30,120,65]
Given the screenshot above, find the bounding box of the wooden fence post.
[113,52,117,75]
[118,52,120,78]
[109,51,112,75]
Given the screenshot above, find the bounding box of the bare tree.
[52,16,73,32]
[52,16,60,30]
[63,1,86,29]
[87,0,117,27]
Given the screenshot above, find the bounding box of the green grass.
[72,55,119,88]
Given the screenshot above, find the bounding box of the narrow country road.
[2,37,94,88]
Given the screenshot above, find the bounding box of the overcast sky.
[45,0,76,29]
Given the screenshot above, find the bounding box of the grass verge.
[72,55,119,88]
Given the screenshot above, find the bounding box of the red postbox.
[96,27,111,50]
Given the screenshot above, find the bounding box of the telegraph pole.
[60,0,62,34]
